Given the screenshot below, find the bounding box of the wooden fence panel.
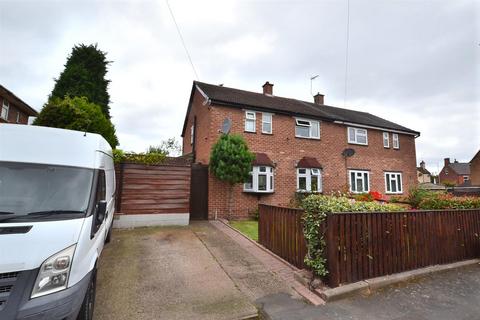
[115,163,191,214]
[259,205,480,288]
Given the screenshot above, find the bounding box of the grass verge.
[230,220,258,242]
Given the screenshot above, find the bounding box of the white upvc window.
[1,99,9,120]
[297,168,322,192]
[244,166,274,193]
[190,125,194,145]
[349,170,370,193]
[385,172,403,194]
[16,111,20,123]
[392,133,400,149]
[295,118,320,139]
[463,176,470,182]
[348,127,368,145]
[383,132,390,148]
[262,113,272,134]
[245,110,256,132]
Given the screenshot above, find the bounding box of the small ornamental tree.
[210,134,255,218]
[34,96,118,148]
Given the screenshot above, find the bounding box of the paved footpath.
[256,264,480,320]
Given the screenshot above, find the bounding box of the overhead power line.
[343,0,350,107]
[165,0,199,80]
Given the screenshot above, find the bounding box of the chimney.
[262,81,273,95]
[314,92,324,105]
[420,160,426,169]
[444,158,450,166]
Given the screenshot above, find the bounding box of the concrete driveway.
[94,221,295,320]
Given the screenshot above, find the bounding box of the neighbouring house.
[469,150,480,186]
[0,84,38,125]
[417,160,432,184]
[181,81,420,219]
[439,158,471,186]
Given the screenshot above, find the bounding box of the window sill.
[348,142,368,146]
[350,191,371,194]
[386,192,403,195]
[261,132,273,135]
[295,136,320,140]
[243,190,274,194]
[244,130,256,134]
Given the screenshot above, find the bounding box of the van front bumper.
[0,269,92,320]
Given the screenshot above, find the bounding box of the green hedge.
[418,193,480,210]
[301,195,404,276]
[113,149,166,165]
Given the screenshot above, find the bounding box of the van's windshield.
[0,162,94,222]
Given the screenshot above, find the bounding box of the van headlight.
[31,244,76,298]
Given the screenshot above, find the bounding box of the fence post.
[116,162,125,213]
[326,214,340,287]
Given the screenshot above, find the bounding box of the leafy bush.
[249,208,259,221]
[113,148,166,165]
[406,186,436,209]
[301,194,403,277]
[34,96,118,148]
[418,193,480,210]
[289,191,317,208]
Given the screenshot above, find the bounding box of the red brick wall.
[471,153,480,186]
[183,89,418,219]
[439,166,467,186]
[0,93,30,125]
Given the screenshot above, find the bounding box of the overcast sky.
[0,0,478,174]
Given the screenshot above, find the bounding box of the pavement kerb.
[316,258,480,302]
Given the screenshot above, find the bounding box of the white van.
[0,124,115,320]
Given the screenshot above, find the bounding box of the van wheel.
[77,270,97,320]
[105,223,113,244]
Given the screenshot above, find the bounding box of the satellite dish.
[221,118,232,134]
[342,148,355,157]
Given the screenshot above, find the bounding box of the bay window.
[244,166,274,193]
[385,172,402,194]
[297,168,322,192]
[349,170,370,193]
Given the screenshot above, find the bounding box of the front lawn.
[230,220,258,242]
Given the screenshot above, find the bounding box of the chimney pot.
[314,92,324,105]
[262,81,273,95]
[444,158,450,166]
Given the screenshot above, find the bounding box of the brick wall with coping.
[184,88,418,219]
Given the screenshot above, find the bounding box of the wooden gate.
[190,164,209,220]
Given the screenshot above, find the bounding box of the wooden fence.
[258,205,480,287]
[115,163,191,214]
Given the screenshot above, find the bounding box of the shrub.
[301,194,403,277]
[249,208,259,221]
[113,148,166,165]
[406,186,436,209]
[418,193,480,210]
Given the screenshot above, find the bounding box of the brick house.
[181,81,420,219]
[469,151,480,186]
[439,158,471,186]
[0,85,38,125]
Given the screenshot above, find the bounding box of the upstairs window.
[245,111,256,132]
[297,168,322,192]
[392,133,400,149]
[348,127,368,145]
[383,132,390,148]
[190,125,194,145]
[349,170,370,193]
[463,176,469,182]
[244,166,274,193]
[16,111,20,123]
[385,172,403,194]
[295,118,320,139]
[1,99,9,120]
[262,113,272,134]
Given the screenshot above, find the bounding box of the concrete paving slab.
[94,224,258,320]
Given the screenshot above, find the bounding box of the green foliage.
[230,220,258,241]
[148,137,182,156]
[34,96,118,148]
[113,148,166,165]
[210,134,255,185]
[442,181,455,188]
[289,192,316,208]
[301,194,404,277]
[406,186,436,209]
[51,44,111,118]
[417,193,480,210]
[249,208,259,221]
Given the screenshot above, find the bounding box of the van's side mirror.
[95,200,107,226]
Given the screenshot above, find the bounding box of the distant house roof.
[417,167,431,175]
[470,150,480,163]
[0,84,38,117]
[190,81,420,136]
[449,162,471,175]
